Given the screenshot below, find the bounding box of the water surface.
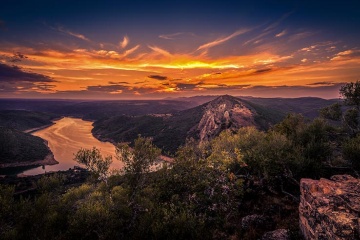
[22,117,122,175]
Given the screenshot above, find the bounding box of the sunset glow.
[1,0,360,99]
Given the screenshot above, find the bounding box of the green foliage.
[0,126,50,164]
[320,102,342,121]
[340,80,360,108]
[37,173,66,193]
[342,134,360,170]
[343,108,359,131]
[74,147,112,181]
[116,136,161,176]
[0,110,57,131]
[207,130,245,171]
[2,100,360,239]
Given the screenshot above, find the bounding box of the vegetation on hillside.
[0,110,58,132]
[92,96,283,155]
[1,82,359,239]
[0,127,51,164]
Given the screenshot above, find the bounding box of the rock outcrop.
[262,229,290,240]
[196,95,257,142]
[299,175,360,239]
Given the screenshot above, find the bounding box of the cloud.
[331,49,360,61]
[176,83,199,90]
[197,29,249,51]
[148,75,168,80]
[87,84,128,93]
[243,31,270,46]
[120,36,129,48]
[264,11,293,32]
[148,46,172,57]
[108,81,129,84]
[57,26,90,41]
[306,81,337,86]
[0,63,54,83]
[275,30,286,37]
[9,52,28,63]
[252,68,273,74]
[288,31,313,42]
[159,32,195,40]
[123,45,140,57]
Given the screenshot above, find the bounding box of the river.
[21,117,123,175]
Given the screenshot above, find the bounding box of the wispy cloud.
[120,36,129,48]
[197,29,249,51]
[148,45,172,57]
[123,45,140,57]
[243,31,270,46]
[159,32,195,40]
[57,26,90,41]
[264,11,293,32]
[275,30,287,37]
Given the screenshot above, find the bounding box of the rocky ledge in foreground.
[300,175,360,239]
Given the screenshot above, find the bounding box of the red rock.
[299,175,360,239]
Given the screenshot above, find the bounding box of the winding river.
[22,117,123,175]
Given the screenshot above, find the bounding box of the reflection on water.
[20,117,122,175]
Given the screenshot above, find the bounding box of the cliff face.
[196,95,257,142]
[299,175,360,240]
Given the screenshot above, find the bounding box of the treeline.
[1,82,360,239]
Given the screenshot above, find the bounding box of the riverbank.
[0,153,58,168]
[0,167,89,196]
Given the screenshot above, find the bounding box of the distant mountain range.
[93,95,285,153]
[0,95,339,161]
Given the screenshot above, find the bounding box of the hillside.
[0,126,55,166]
[93,95,281,154]
[0,110,58,132]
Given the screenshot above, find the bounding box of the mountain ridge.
[92,95,277,153]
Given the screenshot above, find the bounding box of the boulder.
[262,229,290,240]
[299,175,360,239]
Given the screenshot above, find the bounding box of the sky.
[0,0,360,99]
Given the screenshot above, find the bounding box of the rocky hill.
[192,95,258,142]
[93,95,281,153]
[300,175,360,240]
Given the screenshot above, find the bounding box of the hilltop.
[92,95,281,153]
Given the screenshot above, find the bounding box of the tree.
[74,147,112,182]
[342,134,360,172]
[320,102,342,121]
[115,136,161,230]
[116,136,161,177]
[340,80,360,109]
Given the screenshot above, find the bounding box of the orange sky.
[1,1,360,99]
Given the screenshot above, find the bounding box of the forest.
[1,82,359,240]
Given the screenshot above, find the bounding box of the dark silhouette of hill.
[0,110,58,131]
[0,126,51,165]
[0,99,198,120]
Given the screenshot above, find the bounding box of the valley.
[0,95,338,174]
